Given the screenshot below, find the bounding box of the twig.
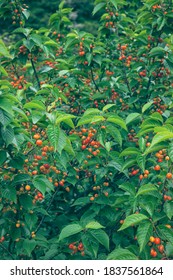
[30,58,40,89]
[90,66,100,92]
[34,188,59,234]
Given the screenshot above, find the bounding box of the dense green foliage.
[0,0,173,260]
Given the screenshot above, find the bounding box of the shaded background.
[1,0,99,34]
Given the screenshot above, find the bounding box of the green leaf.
[33,175,54,195]
[83,108,101,116]
[11,174,31,186]
[107,248,138,260]
[77,115,105,126]
[144,131,173,154]
[138,137,146,153]
[0,65,8,76]
[57,129,67,155]
[89,229,109,251]
[157,225,173,246]
[126,113,140,126]
[92,2,105,15]
[118,214,149,231]
[58,224,83,241]
[0,98,13,115]
[102,104,116,112]
[0,109,12,126]
[24,101,45,111]
[56,114,75,125]
[13,107,28,121]
[106,125,122,147]
[120,147,140,157]
[107,116,127,131]
[47,124,60,152]
[107,159,123,172]
[168,143,173,161]
[85,221,105,230]
[121,159,137,171]
[82,233,99,259]
[136,184,158,197]
[19,194,33,210]
[119,182,136,196]
[149,47,165,57]
[164,202,173,220]
[2,186,17,203]
[22,10,30,20]
[23,239,36,257]
[64,138,75,156]
[136,154,146,172]
[91,116,105,123]
[1,126,14,146]
[142,101,153,113]
[137,220,153,253]
[0,39,11,58]
[72,197,90,206]
[0,150,7,165]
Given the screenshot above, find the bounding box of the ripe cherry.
[166,173,172,179]
[154,237,161,245]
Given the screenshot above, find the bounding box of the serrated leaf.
[89,229,109,250]
[11,174,31,186]
[157,225,173,245]
[164,202,173,220]
[106,125,122,147]
[77,115,104,126]
[107,159,123,172]
[136,154,146,172]
[126,113,140,125]
[47,124,60,151]
[1,126,14,146]
[121,159,137,171]
[118,214,149,231]
[0,109,12,126]
[85,221,105,229]
[57,129,67,155]
[107,248,138,260]
[13,107,28,121]
[107,116,127,131]
[24,100,45,111]
[119,183,136,196]
[0,98,13,115]
[149,47,165,57]
[142,101,153,113]
[144,131,173,154]
[136,184,157,197]
[33,175,54,195]
[2,186,17,203]
[23,239,36,257]
[58,224,83,241]
[137,220,153,252]
[120,147,141,157]
[168,143,173,161]
[56,114,75,125]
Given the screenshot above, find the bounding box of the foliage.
[0,0,173,260]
